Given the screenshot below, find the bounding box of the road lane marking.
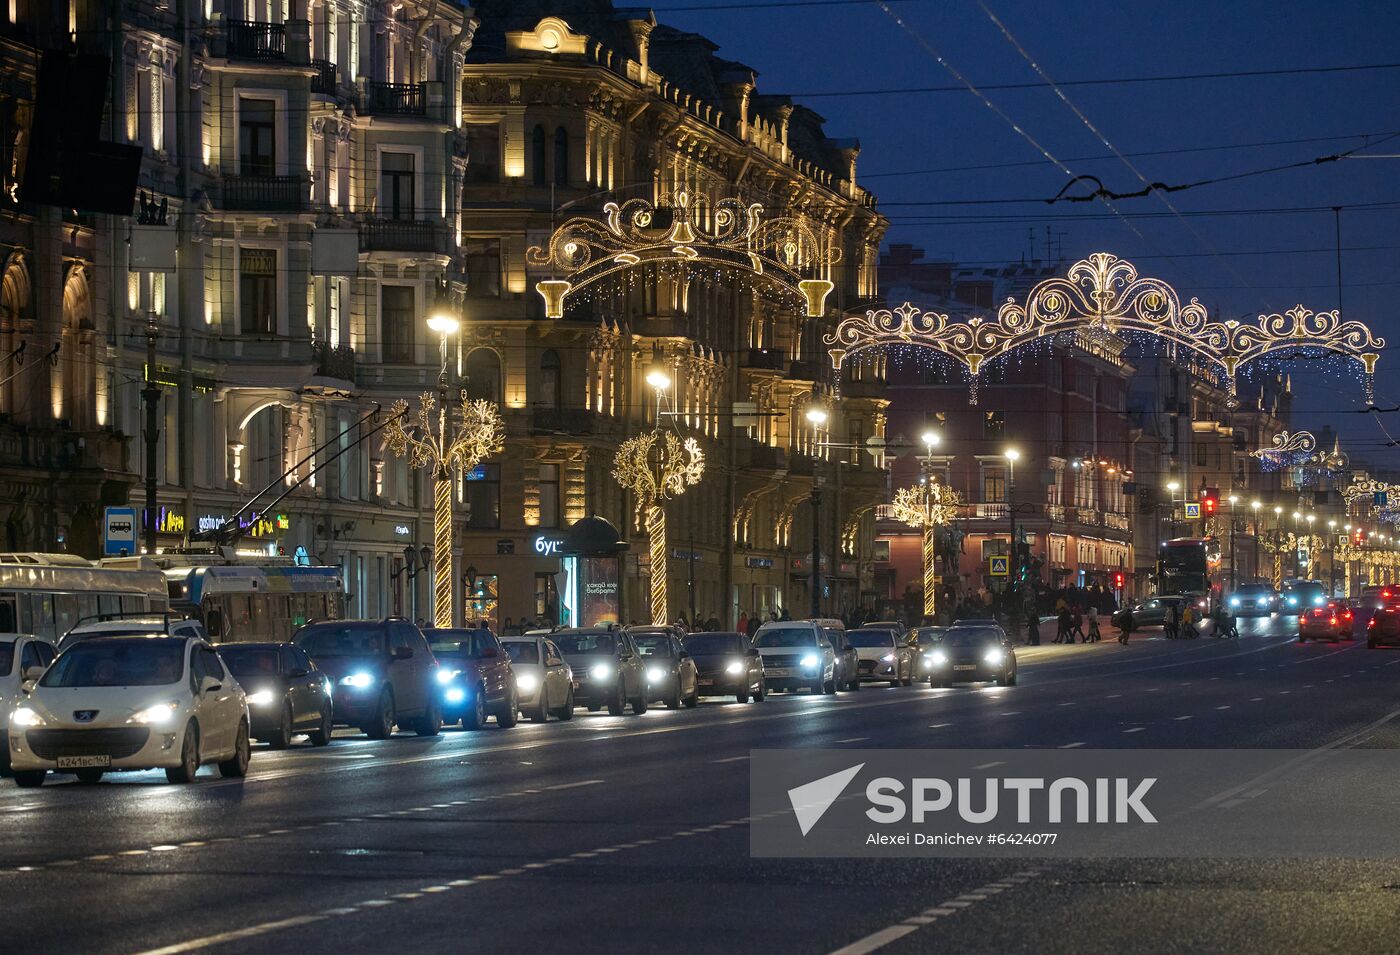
[1059,742,1085,748]
[928,723,952,728]
[133,915,328,955]
[1174,715,1193,721]
[1123,727,1145,734]
[835,737,870,744]
[710,755,750,763]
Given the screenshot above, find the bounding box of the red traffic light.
[1200,487,1219,515]
[1113,572,1125,589]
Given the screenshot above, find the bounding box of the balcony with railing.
[361,81,426,116]
[310,59,337,96]
[312,341,355,383]
[359,218,452,256]
[223,20,286,60]
[217,175,305,211]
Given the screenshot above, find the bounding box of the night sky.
[652,0,1400,463]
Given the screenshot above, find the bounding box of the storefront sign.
[393,524,411,537]
[533,533,567,557]
[142,506,186,535]
[497,539,515,555]
[746,557,774,569]
[197,511,287,539]
[671,548,702,561]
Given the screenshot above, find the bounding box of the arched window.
[465,348,502,404]
[531,125,547,186]
[553,127,569,186]
[539,348,561,410]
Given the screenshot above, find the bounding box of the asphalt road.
[7,613,1400,955]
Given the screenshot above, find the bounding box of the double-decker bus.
[1156,537,1221,605]
[0,553,169,640]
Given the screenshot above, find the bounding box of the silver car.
[500,635,574,722]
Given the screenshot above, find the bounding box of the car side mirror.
[22,665,44,682]
[678,650,690,660]
[288,667,309,679]
[393,645,414,660]
[201,676,222,694]
[747,648,760,658]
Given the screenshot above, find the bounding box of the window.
[19,640,43,675]
[873,539,891,562]
[553,127,569,185]
[465,463,501,529]
[379,151,415,219]
[464,240,501,297]
[539,349,561,409]
[983,410,1005,439]
[538,463,560,528]
[381,285,415,363]
[240,248,277,335]
[531,125,547,186]
[466,124,500,183]
[983,467,1006,502]
[1195,443,1208,468]
[239,98,276,176]
[465,348,502,403]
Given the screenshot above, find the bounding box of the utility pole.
[810,480,822,619]
[142,310,160,555]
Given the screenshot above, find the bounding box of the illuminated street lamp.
[1251,501,1262,578]
[891,431,960,622]
[805,403,831,618]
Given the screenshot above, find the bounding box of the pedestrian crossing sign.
[989,556,1009,576]
[1184,502,1201,519]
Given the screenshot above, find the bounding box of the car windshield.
[218,648,280,679]
[943,630,1002,648]
[684,633,745,655]
[1237,585,1271,594]
[0,641,12,676]
[633,636,673,657]
[754,629,819,648]
[41,639,185,687]
[296,625,385,657]
[847,629,895,648]
[424,629,491,656]
[555,633,614,655]
[501,641,539,664]
[912,629,945,647]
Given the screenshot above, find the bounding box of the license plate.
[767,667,795,677]
[57,755,111,769]
[953,664,977,671]
[698,679,714,686]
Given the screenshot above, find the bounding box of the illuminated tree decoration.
[1251,430,1321,472]
[889,481,963,619]
[827,252,1383,406]
[384,393,505,628]
[612,430,705,625]
[528,190,839,319]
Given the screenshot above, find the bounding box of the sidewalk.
[1014,616,1216,645]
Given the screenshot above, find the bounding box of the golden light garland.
[889,481,962,619]
[827,252,1383,406]
[612,430,705,625]
[528,190,839,320]
[1260,532,1326,591]
[385,392,505,628]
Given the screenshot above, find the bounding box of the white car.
[846,627,915,686]
[500,635,574,722]
[8,635,250,787]
[752,621,838,694]
[0,634,57,773]
[58,616,208,653]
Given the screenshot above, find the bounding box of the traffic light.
[1113,572,1125,590]
[1354,527,1366,544]
[1201,487,1219,516]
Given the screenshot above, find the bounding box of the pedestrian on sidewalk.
[1055,606,1071,644]
[1181,603,1197,639]
[1086,604,1101,643]
[1164,603,1179,639]
[1070,605,1085,643]
[1026,608,1040,646]
[1118,607,1135,645]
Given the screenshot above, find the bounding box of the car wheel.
[754,681,766,702]
[529,685,550,723]
[587,703,600,713]
[463,686,488,730]
[630,684,648,715]
[848,674,861,691]
[1368,639,1378,649]
[363,689,395,740]
[665,677,682,709]
[219,720,251,778]
[824,675,837,694]
[556,686,575,721]
[416,697,443,737]
[889,676,901,688]
[166,722,200,784]
[902,666,914,687]
[268,701,293,750]
[607,680,626,716]
[308,708,333,747]
[683,684,698,708]
[736,685,749,704]
[1297,635,1307,644]
[75,768,104,784]
[496,687,518,729]
[1007,673,1018,687]
[13,770,45,788]
[809,679,823,695]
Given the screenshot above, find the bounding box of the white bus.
[0,554,169,641]
[163,564,345,644]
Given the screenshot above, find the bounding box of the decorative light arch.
[827,252,1383,406]
[527,190,839,320]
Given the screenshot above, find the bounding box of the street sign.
[103,506,137,556]
[988,555,1009,577]
[1375,491,1388,507]
[1183,502,1201,519]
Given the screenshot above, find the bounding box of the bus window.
[98,593,122,617]
[290,593,307,628]
[328,594,344,620]
[227,595,252,638]
[18,594,33,635]
[120,595,144,614]
[75,593,99,626]
[0,597,15,633]
[54,594,79,636]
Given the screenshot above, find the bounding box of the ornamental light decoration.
[527,190,838,319]
[889,479,963,619]
[384,393,505,628]
[1251,430,1322,472]
[826,252,1383,406]
[612,429,704,625]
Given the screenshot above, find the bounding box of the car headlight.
[800,654,820,668]
[246,689,276,707]
[880,653,897,663]
[444,688,466,704]
[436,668,459,686]
[590,663,612,681]
[10,706,43,728]
[725,660,744,676]
[1229,597,1240,607]
[516,673,538,693]
[133,702,179,725]
[983,649,1004,665]
[1287,596,1298,606]
[647,667,666,683]
[1313,596,1325,606]
[340,672,374,689]
[928,651,948,666]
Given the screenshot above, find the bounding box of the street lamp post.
[890,431,961,625]
[921,431,940,620]
[1327,519,1338,595]
[807,405,829,620]
[1167,480,1181,540]
[142,310,160,556]
[1228,495,1239,592]
[1251,501,1261,582]
[1272,506,1284,588]
[1005,448,1020,592]
[1305,514,1316,581]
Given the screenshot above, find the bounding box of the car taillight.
[1369,617,1378,627]
[1343,611,1353,620]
